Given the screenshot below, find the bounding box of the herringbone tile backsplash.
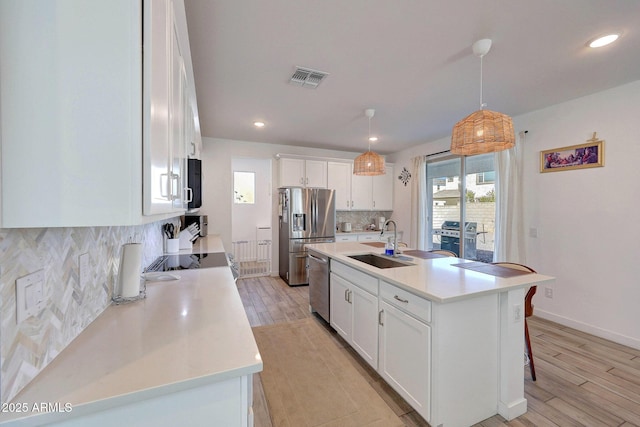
[0,219,175,403]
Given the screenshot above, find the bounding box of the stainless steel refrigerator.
[278,187,335,286]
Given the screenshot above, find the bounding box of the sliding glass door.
[426,153,495,261]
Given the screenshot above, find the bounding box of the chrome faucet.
[381,219,398,257]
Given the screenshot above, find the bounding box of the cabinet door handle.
[184,187,193,203]
[300,177,304,184]
[378,309,384,326]
[306,177,309,185]
[373,201,376,208]
[347,290,353,304]
[344,289,349,302]
[394,295,409,304]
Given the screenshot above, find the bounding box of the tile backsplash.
[336,211,393,231]
[0,218,177,403]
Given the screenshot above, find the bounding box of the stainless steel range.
[145,252,229,271]
[434,221,477,258]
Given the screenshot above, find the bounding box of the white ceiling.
[184,0,640,155]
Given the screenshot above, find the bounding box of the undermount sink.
[348,253,414,269]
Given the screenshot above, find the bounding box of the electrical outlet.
[514,304,523,322]
[529,227,538,238]
[16,270,45,322]
[545,287,553,299]
[79,253,90,290]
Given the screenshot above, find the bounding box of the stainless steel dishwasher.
[308,248,330,322]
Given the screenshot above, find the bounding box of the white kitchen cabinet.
[0,0,199,227]
[279,158,327,188]
[335,234,359,242]
[327,161,352,210]
[349,164,394,210]
[349,173,373,210]
[372,164,394,210]
[378,300,431,420]
[330,262,379,369]
[144,0,193,214]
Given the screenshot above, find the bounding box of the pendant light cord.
[368,116,372,152]
[479,55,484,110]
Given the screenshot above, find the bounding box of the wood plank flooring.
[238,275,640,427]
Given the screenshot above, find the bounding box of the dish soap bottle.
[385,237,394,256]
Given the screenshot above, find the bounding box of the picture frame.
[540,137,604,173]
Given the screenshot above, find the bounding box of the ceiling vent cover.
[289,67,329,89]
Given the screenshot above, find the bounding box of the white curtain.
[494,133,526,262]
[410,156,427,249]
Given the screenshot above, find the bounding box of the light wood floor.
[238,275,640,427]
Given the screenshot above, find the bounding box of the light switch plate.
[16,270,46,323]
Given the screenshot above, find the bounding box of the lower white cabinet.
[329,265,379,369]
[378,300,431,420]
[335,234,359,242]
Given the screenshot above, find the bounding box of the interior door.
[231,157,273,274]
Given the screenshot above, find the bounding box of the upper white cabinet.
[0,0,200,227]
[279,158,327,188]
[339,163,394,211]
[144,0,196,214]
[327,162,352,210]
[372,164,394,210]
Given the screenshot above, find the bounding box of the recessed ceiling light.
[254,121,265,128]
[368,136,378,142]
[589,34,619,48]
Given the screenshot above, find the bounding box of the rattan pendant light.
[353,109,385,175]
[451,39,515,155]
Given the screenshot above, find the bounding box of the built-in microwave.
[187,158,202,210]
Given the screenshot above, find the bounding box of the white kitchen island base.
[310,242,554,427]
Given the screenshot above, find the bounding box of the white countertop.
[0,236,261,425]
[307,242,554,303]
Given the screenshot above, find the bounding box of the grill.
[434,221,477,258]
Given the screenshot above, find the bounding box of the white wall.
[389,80,640,349]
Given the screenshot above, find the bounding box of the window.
[426,153,495,262]
[233,171,255,204]
[476,171,495,185]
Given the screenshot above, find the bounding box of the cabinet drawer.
[358,234,378,241]
[336,234,358,242]
[380,281,431,323]
[331,261,378,295]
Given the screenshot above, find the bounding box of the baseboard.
[498,397,527,421]
[535,309,640,350]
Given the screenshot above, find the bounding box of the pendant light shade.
[353,109,385,175]
[451,109,515,155]
[451,39,515,155]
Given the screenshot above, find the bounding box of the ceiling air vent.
[289,67,329,89]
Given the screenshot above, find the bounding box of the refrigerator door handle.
[311,190,317,234]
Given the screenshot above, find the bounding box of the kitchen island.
[307,241,554,427]
[0,236,261,427]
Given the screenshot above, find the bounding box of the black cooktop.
[145,252,229,272]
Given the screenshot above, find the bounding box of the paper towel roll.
[118,243,142,298]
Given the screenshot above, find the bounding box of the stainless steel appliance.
[308,248,330,322]
[145,252,229,271]
[187,159,202,210]
[278,187,335,286]
[434,221,477,258]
